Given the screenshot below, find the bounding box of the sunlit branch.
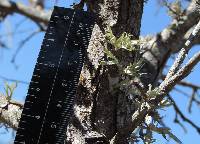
[0,0,51,25]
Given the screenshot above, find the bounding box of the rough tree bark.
[63,0,144,143]
[67,0,200,143]
[66,0,145,143]
[0,0,200,144]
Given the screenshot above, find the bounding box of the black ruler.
[14,6,95,144]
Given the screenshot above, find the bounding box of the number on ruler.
[51,122,57,129]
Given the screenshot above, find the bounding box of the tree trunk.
[66,1,146,143]
[0,0,200,143]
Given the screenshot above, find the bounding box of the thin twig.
[13,17,28,33]
[11,30,41,64]
[169,96,200,134]
[160,51,200,93]
[162,74,200,112]
[174,112,187,133]
[0,40,9,49]
[0,75,29,85]
[161,75,200,90]
[169,51,200,86]
[187,89,197,113]
[162,75,200,112]
[0,29,34,38]
[178,81,200,89]
[173,87,200,109]
[164,20,200,81]
[173,87,190,98]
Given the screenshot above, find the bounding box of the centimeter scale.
[14,6,96,144]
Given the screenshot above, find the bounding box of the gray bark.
[66,0,200,143]
[67,0,145,143]
[0,0,200,143]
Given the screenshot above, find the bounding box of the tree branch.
[0,94,22,130]
[11,29,41,65]
[177,80,200,89]
[161,51,200,93]
[141,0,200,85]
[0,0,51,25]
[114,14,200,144]
[164,19,200,81]
[0,75,29,85]
[169,96,200,134]
[161,75,200,89]
[187,88,197,113]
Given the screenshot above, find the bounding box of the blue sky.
[0,0,199,143]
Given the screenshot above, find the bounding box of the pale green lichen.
[101,26,182,144]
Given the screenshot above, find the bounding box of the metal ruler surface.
[14,6,95,144]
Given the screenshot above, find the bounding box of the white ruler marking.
[37,11,76,144]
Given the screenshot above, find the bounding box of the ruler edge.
[14,6,96,144]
